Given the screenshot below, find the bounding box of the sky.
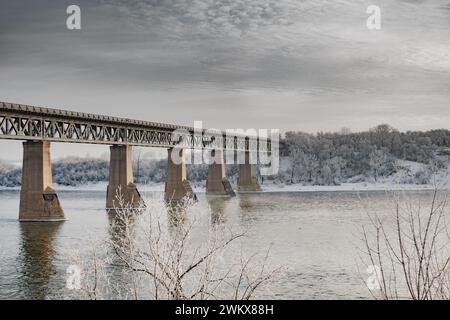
[0,0,449,161]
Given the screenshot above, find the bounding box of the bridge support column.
[206,150,235,196]
[106,145,144,211]
[237,151,262,192]
[165,148,197,201]
[19,141,65,221]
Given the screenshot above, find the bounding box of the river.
[0,190,437,299]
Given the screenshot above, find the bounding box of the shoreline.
[0,182,445,193]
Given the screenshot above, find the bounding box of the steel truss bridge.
[0,102,273,152]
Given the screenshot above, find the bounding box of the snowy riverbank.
[0,181,448,193]
[260,182,440,192]
[2,158,449,193]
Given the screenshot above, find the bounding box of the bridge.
[0,101,273,221]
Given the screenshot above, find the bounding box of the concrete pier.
[206,150,235,196]
[106,145,144,211]
[237,151,262,192]
[164,148,197,201]
[19,141,65,221]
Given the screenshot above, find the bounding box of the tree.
[134,148,142,184]
[66,194,284,300]
[360,189,450,299]
[370,124,395,149]
[369,149,388,182]
[301,153,319,183]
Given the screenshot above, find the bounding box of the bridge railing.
[0,101,273,152]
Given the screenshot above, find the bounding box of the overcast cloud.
[0,0,449,160]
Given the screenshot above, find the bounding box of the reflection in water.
[238,195,256,211]
[207,197,231,224]
[238,195,261,224]
[105,200,200,299]
[106,212,138,299]
[2,190,438,299]
[164,199,194,227]
[107,211,139,245]
[17,222,62,299]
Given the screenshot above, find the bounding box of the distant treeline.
[276,124,450,185]
[0,157,239,187]
[1,124,449,187]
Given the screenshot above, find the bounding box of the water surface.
[0,190,434,299]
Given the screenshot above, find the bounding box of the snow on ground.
[260,159,450,192]
[0,181,447,193]
[0,182,206,193]
[260,182,435,193]
[2,158,450,193]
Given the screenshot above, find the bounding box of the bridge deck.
[0,101,272,152]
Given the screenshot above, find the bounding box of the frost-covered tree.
[369,149,387,182]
